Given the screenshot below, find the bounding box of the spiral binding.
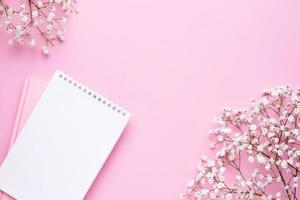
[57,72,129,117]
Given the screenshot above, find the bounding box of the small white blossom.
[256,154,266,164]
[225,193,232,200]
[248,156,255,163]
[217,135,224,142]
[281,160,288,169]
[21,15,28,22]
[29,39,36,47]
[42,45,49,54]
[257,145,263,152]
[32,10,39,18]
[249,124,256,131]
[37,1,43,8]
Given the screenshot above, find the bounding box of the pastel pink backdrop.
[1,0,300,199]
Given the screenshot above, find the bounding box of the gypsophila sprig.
[181,85,300,200]
[0,0,77,54]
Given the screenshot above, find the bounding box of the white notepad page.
[0,71,131,200]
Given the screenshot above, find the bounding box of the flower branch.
[0,0,77,54]
[181,85,300,200]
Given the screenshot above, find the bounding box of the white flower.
[277,150,283,156]
[186,180,194,188]
[277,177,281,182]
[209,143,216,149]
[257,145,263,152]
[20,3,26,9]
[219,167,225,174]
[261,195,267,200]
[257,181,263,188]
[225,193,232,200]
[15,25,23,37]
[33,20,40,27]
[240,180,246,188]
[256,154,266,164]
[194,191,201,198]
[179,194,185,199]
[37,1,43,8]
[293,129,299,135]
[229,154,235,161]
[246,180,252,186]
[261,97,269,105]
[32,10,39,18]
[217,182,224,189]
[29,39,36,47]
[280,160,288,169]
[207,160,215,167]
[210,192,217,199]
[217,135,224,142]
[47,12,55,21]
[49,12,55,18]
[42,46,49,54]
[60,17,68,24]
[200,156,207,162]
[293,177,298,188]
[266,175,272,183]
[7,28,13,34]
[267,132,275,137]
[287,159,293,165]
[265,164,271,171]
[288,115,295,122]
[21,15,28,22]
[47,23,53,30]
[222,128,231,134]
[248,156,255,163]
[249,124,257,131]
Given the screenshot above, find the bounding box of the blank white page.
[0,71,131,200]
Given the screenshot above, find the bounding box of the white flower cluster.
[181,85,300,200]
[0,0,77,54]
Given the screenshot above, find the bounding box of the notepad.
[0,71,131,200]
[0,78,47,200]
[9,78,48,150]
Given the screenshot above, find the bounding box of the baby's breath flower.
[0,0,77,54]
[182,85,300,200]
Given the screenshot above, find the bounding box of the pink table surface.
[1,0,300,199]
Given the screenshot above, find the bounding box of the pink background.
[1,0,300,199]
